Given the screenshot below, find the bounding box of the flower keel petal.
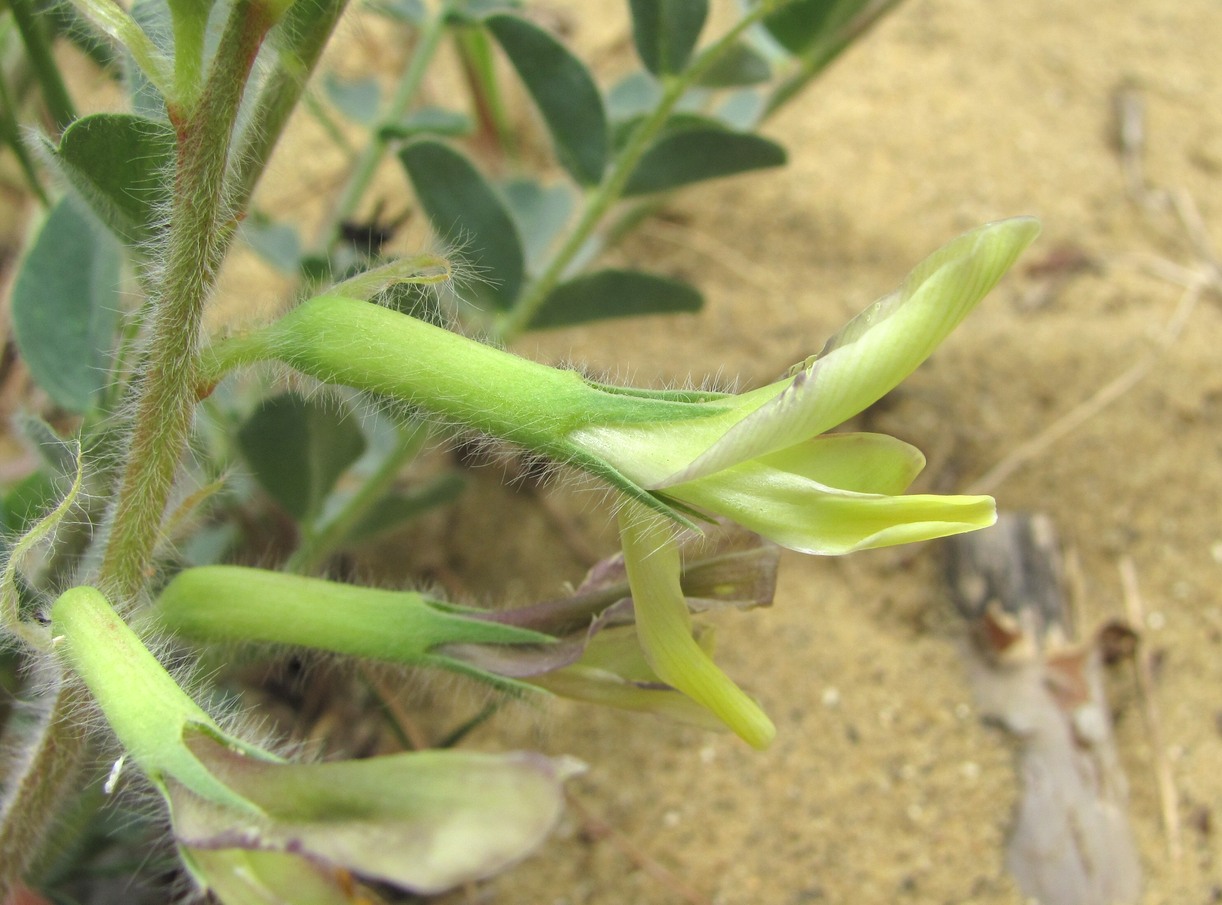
[618,503,776,749]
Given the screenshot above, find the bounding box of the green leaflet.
[236,393,367,522]
[628,0,709,76]
[529,268,703,330]
[51,112,175,248]
[10,196,122,413]
[399,139,525,310]
[624,125,786,195]
[485,13,608,186]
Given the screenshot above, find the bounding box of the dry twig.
[1118,556,1183,862]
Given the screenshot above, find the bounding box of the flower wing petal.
[762,431,927,495]
[670,454,996,555]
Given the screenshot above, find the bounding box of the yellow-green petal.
[669,458,997,555]
[766,432,927,495]
[618,504,776,749]
[656,217,1040,487]
[528,626,731,732]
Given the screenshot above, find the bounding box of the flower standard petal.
[653,217,1041,487]
[617,503,776,749]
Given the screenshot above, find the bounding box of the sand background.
[409,1,1222,902]
[3,0,1220,903]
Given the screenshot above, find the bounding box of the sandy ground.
[3,0,1220,903]
[411,1,1222,903]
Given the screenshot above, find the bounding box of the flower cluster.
[566,217,1040,744]
[207,216,1039,746]
[54,219,1037,901]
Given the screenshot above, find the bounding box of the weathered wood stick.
[944,512,1142,905]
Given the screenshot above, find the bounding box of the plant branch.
[452,22,516,161]
[496,5,774,341]
[230,0,350,211]
[313,1,451,254]
[100,0,273,598]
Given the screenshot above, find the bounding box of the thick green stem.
[496,5,774,340]
[100,0,272,598]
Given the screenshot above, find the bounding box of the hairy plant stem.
[231,0,350,209]
[0,6,275,894]
[495,5,775,341]
[0,678,88,903]
[100,0,271,598]
[0,3,279,895]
